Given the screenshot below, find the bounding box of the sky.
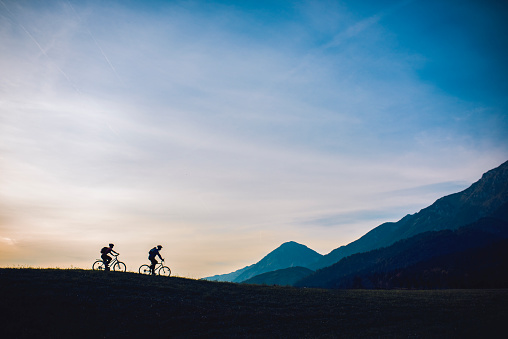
[1,0,507,278]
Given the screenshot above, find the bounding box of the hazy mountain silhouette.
[204,241,322,282]
[296,202,508,289]
[203,264,253,282]
[242,266,314,286]
[310,160,508,270]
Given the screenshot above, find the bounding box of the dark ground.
[1,268,507,338]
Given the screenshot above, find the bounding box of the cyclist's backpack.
[148,248,157,257]
[101,247,109,254]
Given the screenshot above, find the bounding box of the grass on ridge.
[1,268,507,338]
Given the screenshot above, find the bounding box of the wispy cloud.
[301,209,404,228]
[0,0,81,93]
[65,0,122,83]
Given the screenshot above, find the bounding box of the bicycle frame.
[104,255,119,268]
[152,261,165,273]
[93,253,126,272]
[139,260,171,276]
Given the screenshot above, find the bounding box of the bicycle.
[92,253,127,272]
[139,260,171,276]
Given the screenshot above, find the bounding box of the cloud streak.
[65,0,122,83]
[1,0,81,93]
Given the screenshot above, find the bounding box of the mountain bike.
[92,253,127,272]
[139,260,171,276]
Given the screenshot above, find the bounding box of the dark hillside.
[2,269,508,338]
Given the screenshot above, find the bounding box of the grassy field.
[1,268,507,338]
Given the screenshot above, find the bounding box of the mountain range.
[205,241,322,283]
[310,159,508,270]
[242,266,314,286]
[204,160,508,288]
[296,203,508,289]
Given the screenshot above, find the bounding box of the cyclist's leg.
[149,258,157,275]
[102,254,111,271]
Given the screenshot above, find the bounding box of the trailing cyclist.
[100,243,118,271]
[148,245,164,275]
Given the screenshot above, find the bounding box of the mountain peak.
[278,241,308,250]
[230,241,322,282]
[203,241,322,282]
[263,241,321,262]
[282,240,299,245]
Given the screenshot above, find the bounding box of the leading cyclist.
[148,245,164,275]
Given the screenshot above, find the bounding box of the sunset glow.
[1,0,507,278]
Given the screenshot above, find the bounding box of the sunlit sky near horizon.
[1,0,507,278]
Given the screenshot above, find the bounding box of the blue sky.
[1,0,507,277]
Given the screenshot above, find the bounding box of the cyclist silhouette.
[148,245,164,275]
[100,243,118,271]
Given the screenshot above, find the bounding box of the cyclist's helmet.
[157,245,163,249]
[109,243,114,247]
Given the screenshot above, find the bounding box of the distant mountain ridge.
[310,160,508,270]
[204,265,253,282]
[204,241,322,282]
[296,202,508,289]
[246,207,508,289]
[204,160,508,288]
[242,266,314,286]
[370,237,508,289]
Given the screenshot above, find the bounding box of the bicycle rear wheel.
[139,264,152,275]
[114,261,127,272]
[92,260,105,271]
[159,266,171,277]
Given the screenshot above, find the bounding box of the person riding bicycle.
[100,243,118,271]
[148,245,164,275]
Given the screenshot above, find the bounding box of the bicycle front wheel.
[113,261,127,272]
[92,260,105,271]
[159,266,171,277]
[139,264,152,275]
